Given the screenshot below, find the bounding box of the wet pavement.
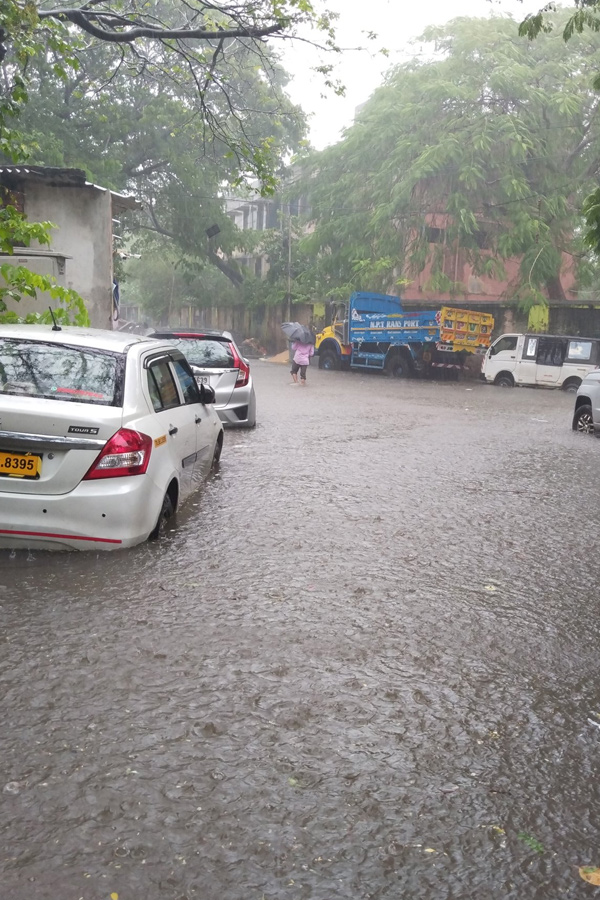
[1,361,600,900]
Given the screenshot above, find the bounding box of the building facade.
[0,166,140,328]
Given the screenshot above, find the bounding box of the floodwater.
[1,361,600,900]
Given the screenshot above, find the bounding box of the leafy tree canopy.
[1,0,338,185]
[0,0,335,317]
[296,13,600,307]
[15,32,307,287]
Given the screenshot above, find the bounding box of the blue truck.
[314,292,494,377]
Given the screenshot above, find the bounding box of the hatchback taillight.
[83,428,152,480]
[231,345,250,388]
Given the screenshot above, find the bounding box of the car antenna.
[48,306,62,331]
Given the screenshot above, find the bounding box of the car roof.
[0,324,171,353]
[151,330,234,342]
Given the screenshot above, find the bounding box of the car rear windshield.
[0,338,123,406]
[166,338,235,368]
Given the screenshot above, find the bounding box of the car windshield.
[167,338,235,368]
[0,338,122,406]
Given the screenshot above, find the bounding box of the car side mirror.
[199,383,216,404]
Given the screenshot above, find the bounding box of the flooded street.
[2,361,600,900]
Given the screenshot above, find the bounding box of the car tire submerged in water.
[573,404,594,434]
[149,491,175,540]
[494,372,515,387]
[211,435,223,470]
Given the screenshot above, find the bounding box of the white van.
[481,333,600,392]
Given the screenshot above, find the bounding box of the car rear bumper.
[215,391,256,428]
[0,476,164,551]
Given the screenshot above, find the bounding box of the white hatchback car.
[0,325,224,550]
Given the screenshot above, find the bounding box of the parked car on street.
[150,330,257,428]
[0,325,224,551]
[572,370,600,434]
[482,332,600,392]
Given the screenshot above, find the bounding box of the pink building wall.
[400,213,577,305]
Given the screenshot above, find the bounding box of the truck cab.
[315,301,351,370]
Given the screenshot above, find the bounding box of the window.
[172,358,201,405]
[536,337,566,367]
[567,340,593,361]
[425,226,445,244]
[523,337,538,359]
[0,339,122,405]
[168,338,235,369]
[490,336,518,356]
[473,230,491,250]
[148,360,180,411]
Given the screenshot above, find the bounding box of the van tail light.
[231,346,250,387]
[83,428,152,480]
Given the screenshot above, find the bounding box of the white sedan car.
[0,325,224,550]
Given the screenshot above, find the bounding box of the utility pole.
[287,206,292,321]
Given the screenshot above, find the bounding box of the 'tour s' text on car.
[0,325,224,551]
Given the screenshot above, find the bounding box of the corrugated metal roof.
[0,166,142,209]
[0,165,87,186]
[0,249,72,259]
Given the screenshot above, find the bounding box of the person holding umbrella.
[281,322,315,386]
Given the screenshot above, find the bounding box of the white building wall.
[14,183,113,328]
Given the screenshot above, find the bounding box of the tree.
[0,0,337,317]
[519,1,600,254]
[297,13,600,307]
[1,0,337,186]
[14,32,307,296]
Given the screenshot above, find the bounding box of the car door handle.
[168,425,178,436]
[195,415,202,424]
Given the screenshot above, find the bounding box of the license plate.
[0,451,42,479]
[195,375,210,385]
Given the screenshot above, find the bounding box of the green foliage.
[122,245,241,325]
[0,0,331,322]
[519,0,600,43]
[582,187,600,249]
[297,13,600,303]
[0,264,90,324]
[12,27,307,302]
[0,1,88,321]
[0,205,52,252]
[254,221,318,306]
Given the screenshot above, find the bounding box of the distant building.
[225,183,309,280]
[400,211,576,306]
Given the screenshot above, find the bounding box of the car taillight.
[83,428,152,480]
[231,346,250,387]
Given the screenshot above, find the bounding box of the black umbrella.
[281,321,315,344]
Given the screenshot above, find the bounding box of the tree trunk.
[545,274,567,302]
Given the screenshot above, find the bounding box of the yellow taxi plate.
[0,451,42,478]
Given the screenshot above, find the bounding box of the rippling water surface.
[1,363,600,899]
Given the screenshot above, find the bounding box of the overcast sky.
[283,0,546,149]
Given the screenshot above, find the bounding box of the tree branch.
[36,9,285,44]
